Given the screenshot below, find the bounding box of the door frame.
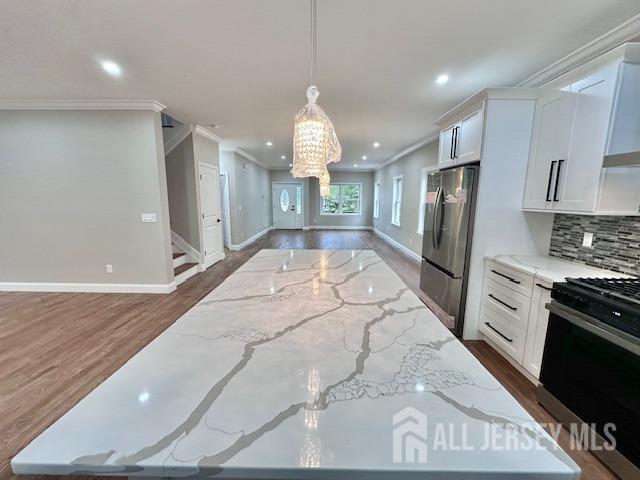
[198,162,225,270]
[272,182,304,230]
[219,171,232,248]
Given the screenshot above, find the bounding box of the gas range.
[540,276,640,479]
[551,277,640,341]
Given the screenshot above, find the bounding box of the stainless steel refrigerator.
[420,165,479,336]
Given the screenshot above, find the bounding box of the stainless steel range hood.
[603,56,640,168]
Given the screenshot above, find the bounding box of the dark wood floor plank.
[0,230,614,480]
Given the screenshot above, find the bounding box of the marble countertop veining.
[13,250,580,479]
[487,254,631,284]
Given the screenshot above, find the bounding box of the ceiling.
[2,0,640,170]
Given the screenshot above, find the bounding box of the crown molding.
[0,99,166,112]
[234,148,269,169]
[518,14,640,87]
[194,124,224,143]
[376,131,440,171]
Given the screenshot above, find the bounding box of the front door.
[273,183,303,229]
[200,164,224,268]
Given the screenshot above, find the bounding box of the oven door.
[539,301,640,475]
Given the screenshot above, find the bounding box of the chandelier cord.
[310,0,317,86]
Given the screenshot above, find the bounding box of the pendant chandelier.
[291,0,341,191]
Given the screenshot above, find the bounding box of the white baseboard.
[171,231,200,263]
[229,226,273,251]
[0,281,177,294]
[304,225,374,230]
[373,228,421,263]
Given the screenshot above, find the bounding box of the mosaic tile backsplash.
[549,214,640,276]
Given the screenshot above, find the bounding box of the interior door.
[523,88,574,209]
[219,172,231,247]
[273,183,302,229]
[555,62,618,212]
[456,108,483,165]
[200,164,224,268]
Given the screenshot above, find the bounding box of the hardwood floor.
[0,230,615,480]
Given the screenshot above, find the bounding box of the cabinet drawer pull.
[488,294,517,311]
[535,282,552,291]
[490,269,521,284]
[484,322,513,343]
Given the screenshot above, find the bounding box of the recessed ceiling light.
[373,142,380,148]
[208,124,221,129]
[289,163,293,167]
[362,155,367,160]
[281,155,286,160]
[266,141,273,147]
[354,163,359,167]
[100,60,122,77]
[436,74,449,85]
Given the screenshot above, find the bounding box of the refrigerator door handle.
[432,187,444,249]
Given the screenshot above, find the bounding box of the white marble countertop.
[487,254,631,284]
[13,250,580,479]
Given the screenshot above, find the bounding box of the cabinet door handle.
[536,282,552,291]
[484,322,513,343]
[488,294,517,311]
[490,269,521,284]
[545,160,557,202]
[453,126,459,158]
[450,128,456,159]
[553,159,564,202]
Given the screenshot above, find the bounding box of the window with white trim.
[391,175,403,226]
[320,183,361,215]
[373,182,380,219]
[417,168,429,235]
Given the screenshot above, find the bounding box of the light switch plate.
[582,232,594,248]
[141,213,157,223]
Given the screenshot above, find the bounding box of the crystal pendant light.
[292,0,341,186]
[319,166,331,197]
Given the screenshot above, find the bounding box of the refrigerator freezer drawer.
[420,259,463,321]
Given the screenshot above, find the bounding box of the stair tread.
[173,252,186,259]
[174,263,198,276]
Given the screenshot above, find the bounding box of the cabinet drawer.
[479,307,526,364]
[482,278,531,332]
[485,260,534,297]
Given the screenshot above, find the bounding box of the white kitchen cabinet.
[437,106,484,169]
[554,63,619,212]
[523,44,640,215]
[522,89,574,210]
[522,281,552,378]
[457,108,484,164]
[438,124,457,169]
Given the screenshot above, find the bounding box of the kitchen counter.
[487,255,630,284]
[13,250,580,479]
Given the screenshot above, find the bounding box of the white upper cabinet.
[523,44,640,215]
[522,89,574,209]
[438,124,457,169]
[457,109,484,164]
[437,106,484,169]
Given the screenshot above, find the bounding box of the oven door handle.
[546,302,640,356]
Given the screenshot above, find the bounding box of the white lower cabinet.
[479,261,552,382]
[523,281,552,378]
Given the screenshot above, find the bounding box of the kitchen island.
[12,249,580,479]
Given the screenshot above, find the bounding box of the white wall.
[220,152,271,245]
[0,109,173,288]
[373,141,439,256]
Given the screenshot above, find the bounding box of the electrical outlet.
[106,264,113,273]
[582,232,594,248]
[409,238,413,246]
